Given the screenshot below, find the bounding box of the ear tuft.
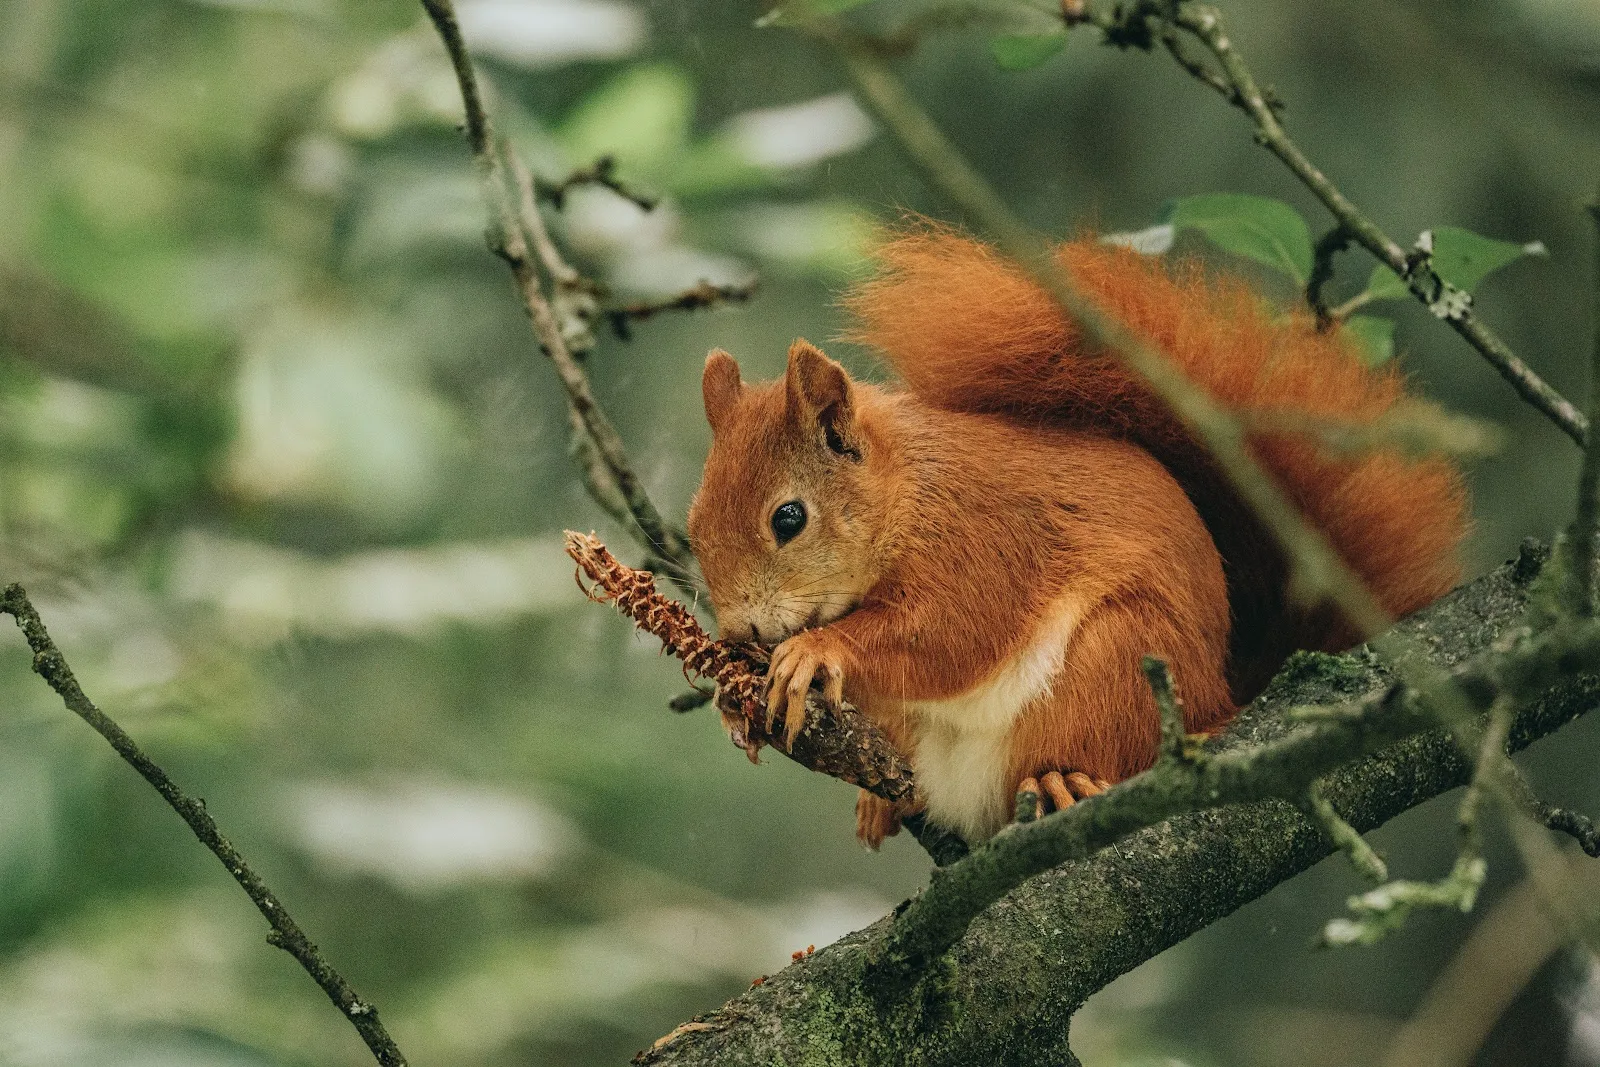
[702,349,744,436]
[785,339,862,460]
[785,339,849,415]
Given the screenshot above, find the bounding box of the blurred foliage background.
[3,0,1600,1064]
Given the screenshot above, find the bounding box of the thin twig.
[1119,1,1587,446]
[0,584,408,1067]
[539,154,659,212]
[606,280,759,342]
[1570,192,1600,612]
[1498,760,1600,859]
[1307,224,1352,329]
[417,0,697,591]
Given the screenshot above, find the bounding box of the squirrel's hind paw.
[856,789,920,849]
[1018,770,1112,822]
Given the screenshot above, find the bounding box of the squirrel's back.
[844,227,1468,698]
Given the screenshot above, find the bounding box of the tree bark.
[638,542,1598,1066]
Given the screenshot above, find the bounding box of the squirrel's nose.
[720,618,754,643]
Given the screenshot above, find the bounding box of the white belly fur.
[906,597,1083,843]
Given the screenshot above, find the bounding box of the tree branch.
[606,280,759,342]
[563,532,971,863]
[417,0,698,592]
[0,584,409,1067]
[538,154,659,212]
[639,545,1600,1066]
[1568,192,1600,610]
[1082,0,1588,447]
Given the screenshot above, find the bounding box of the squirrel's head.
[687,339,883,646]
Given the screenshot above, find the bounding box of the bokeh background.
[2,0,1600,1064]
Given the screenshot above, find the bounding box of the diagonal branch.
[828,29,1395,641]
[417,0,697,591]
[1092,0,1588,446]
[0,584,409,1067]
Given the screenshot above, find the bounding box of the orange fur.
[687,228,1467,845]
[845,228,1468,696]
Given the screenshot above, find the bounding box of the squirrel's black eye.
[771,501,807,545]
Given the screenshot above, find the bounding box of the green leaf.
[1340,314,1396,366]
[991,32,1067,71]
[1163,193,1314,282]
[1364,226,1547,302]
[560,64,694,175]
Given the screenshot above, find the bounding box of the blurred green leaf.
[725,199,875,276]
[1340,314,1396,366]
[991,32,1067,71]
[1163,193,1314,282]
[1364,226,1547,302]
[669,133,781,198]
[560,63,695,175]
[757,0,878,25]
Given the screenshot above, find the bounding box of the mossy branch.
[639,548,1600,1067]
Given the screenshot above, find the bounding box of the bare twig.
[1569,193,1600,612]
[1307,224,1352,328]
[539,154,659,212]
[1499,760,1600,859]
[417,0,697,591]
[1086,0,1587,446]
[0,585,409,1067]
[606,280,759,341]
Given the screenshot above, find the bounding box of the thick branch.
[0,584,408,1067]
[639,547,1599,1066]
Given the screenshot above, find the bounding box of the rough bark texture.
[638,543,1598,1066]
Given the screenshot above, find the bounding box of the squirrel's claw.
[765,630,847,750]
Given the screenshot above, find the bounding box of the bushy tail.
[843,226,1468,698]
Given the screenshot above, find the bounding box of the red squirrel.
[686,227,1467,848]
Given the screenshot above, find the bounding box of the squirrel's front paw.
[765,629,846,749]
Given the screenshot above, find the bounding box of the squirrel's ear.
[702,349,744,436]
[785,339,862,461]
